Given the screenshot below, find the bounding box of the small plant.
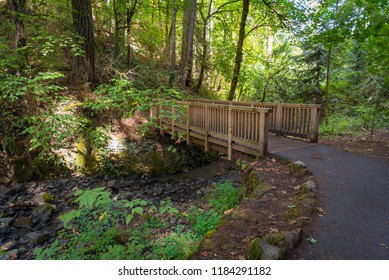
[306,236,317,244]
[208,180,243,213]
[187,207,222,236]
[34,188,201,260]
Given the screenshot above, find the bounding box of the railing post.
[259,111,268,156]
[204,105,209,151]
[275,104,282,134]
[159,104,164,135]
[186,104,191,145]
[310,107,320,143]
[228,106,233,160]
[171,106,176,139]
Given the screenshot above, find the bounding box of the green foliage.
[34,188,199,260]
[208,180,243,213]
[187,208,222,236]
[0,71,78,166]
[151,226,201,260]
[34,180,244,260]
[188,180,243,236]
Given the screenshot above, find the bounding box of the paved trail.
[273,144,389,259]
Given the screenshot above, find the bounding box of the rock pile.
[0,163,240,260]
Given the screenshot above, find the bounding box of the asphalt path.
[273,144,389,259]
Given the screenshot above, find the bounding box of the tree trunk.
[71,0,96,84]
[227,0,249,101]
[195,0,213,93]
[126,0,138,70]
[8,0,26,74]
[181,0,197,87]
[168,0,176,87]
[8,0,26,49]
[324,46,332,124]
[113,0,119,62]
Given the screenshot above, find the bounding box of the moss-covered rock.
[32,204,55,224]
[252,183,273,198]
[264,232,287,246]
[34,192,54,205]
[242,169,265,197]
[299,179,317,194]
[289,198,315,219]
[264,229,301,253]
[248,237,263,260]
[259,239,281,260]
[289,161,310,177]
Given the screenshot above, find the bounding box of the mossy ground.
[193,156,314,260]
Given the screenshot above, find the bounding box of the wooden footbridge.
[151,99,320,159]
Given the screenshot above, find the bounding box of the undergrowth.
[34,180,242,260]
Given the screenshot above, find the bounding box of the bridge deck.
[268,134,316,154]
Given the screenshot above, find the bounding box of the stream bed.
[0,158,242,259]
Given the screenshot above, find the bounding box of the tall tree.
[126,0,139,69]
[180,0,197,87]
[7,0,26,49]
[7,0,26,74]
[71,0,96,84]
[227,0,249,100]
[168,0,177,87]
[195,0,240,93]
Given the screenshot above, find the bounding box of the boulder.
[0,249,18,260]
[0,218,14,234]
[252,184,273,198]
[292,198,315,218]
[34,192,54,205]
[248,238,282,260]
[300,180,317,194]
[25,232,51,245]
[264,228,302,252]
[12,216,33,228]
[32,204,55,224]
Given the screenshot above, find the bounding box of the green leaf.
[60,210,81,229]
[306,236,317,244]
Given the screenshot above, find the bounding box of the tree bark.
[71,0,96,84]
[195,0,213,93]
[181,0,197,88]
[227,0,249,101]
[168,0,177,87]
[126,0,138,70]
[113,0,119,62]
[8,0,26,49]
[324,46,332,124]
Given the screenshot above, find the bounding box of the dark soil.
[319,128,389,161]
[193,157,311,260]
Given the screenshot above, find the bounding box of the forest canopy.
[1,0,388,168]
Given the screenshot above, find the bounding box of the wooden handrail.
[185,99,321,142]
[153,101,272,159]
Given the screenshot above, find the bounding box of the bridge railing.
[186,99,321,143]
[152,101,272,159]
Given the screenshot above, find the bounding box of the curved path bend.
[271,143,389,259]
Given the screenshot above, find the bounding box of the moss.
[148,151,167,175]
[43,193,54,203]
[231,211,257,223]
[248,237,263,260]
[298,192,315,201]
[288,198,315,219]
[251,183,273,199]
[242,169,265,197]
[200,230,217,251]
[264,232,287,246]
[289,162,309,177]
[203,229,217,239]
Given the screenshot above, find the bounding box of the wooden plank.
[204,105,209,151]
[228,107,233,160]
